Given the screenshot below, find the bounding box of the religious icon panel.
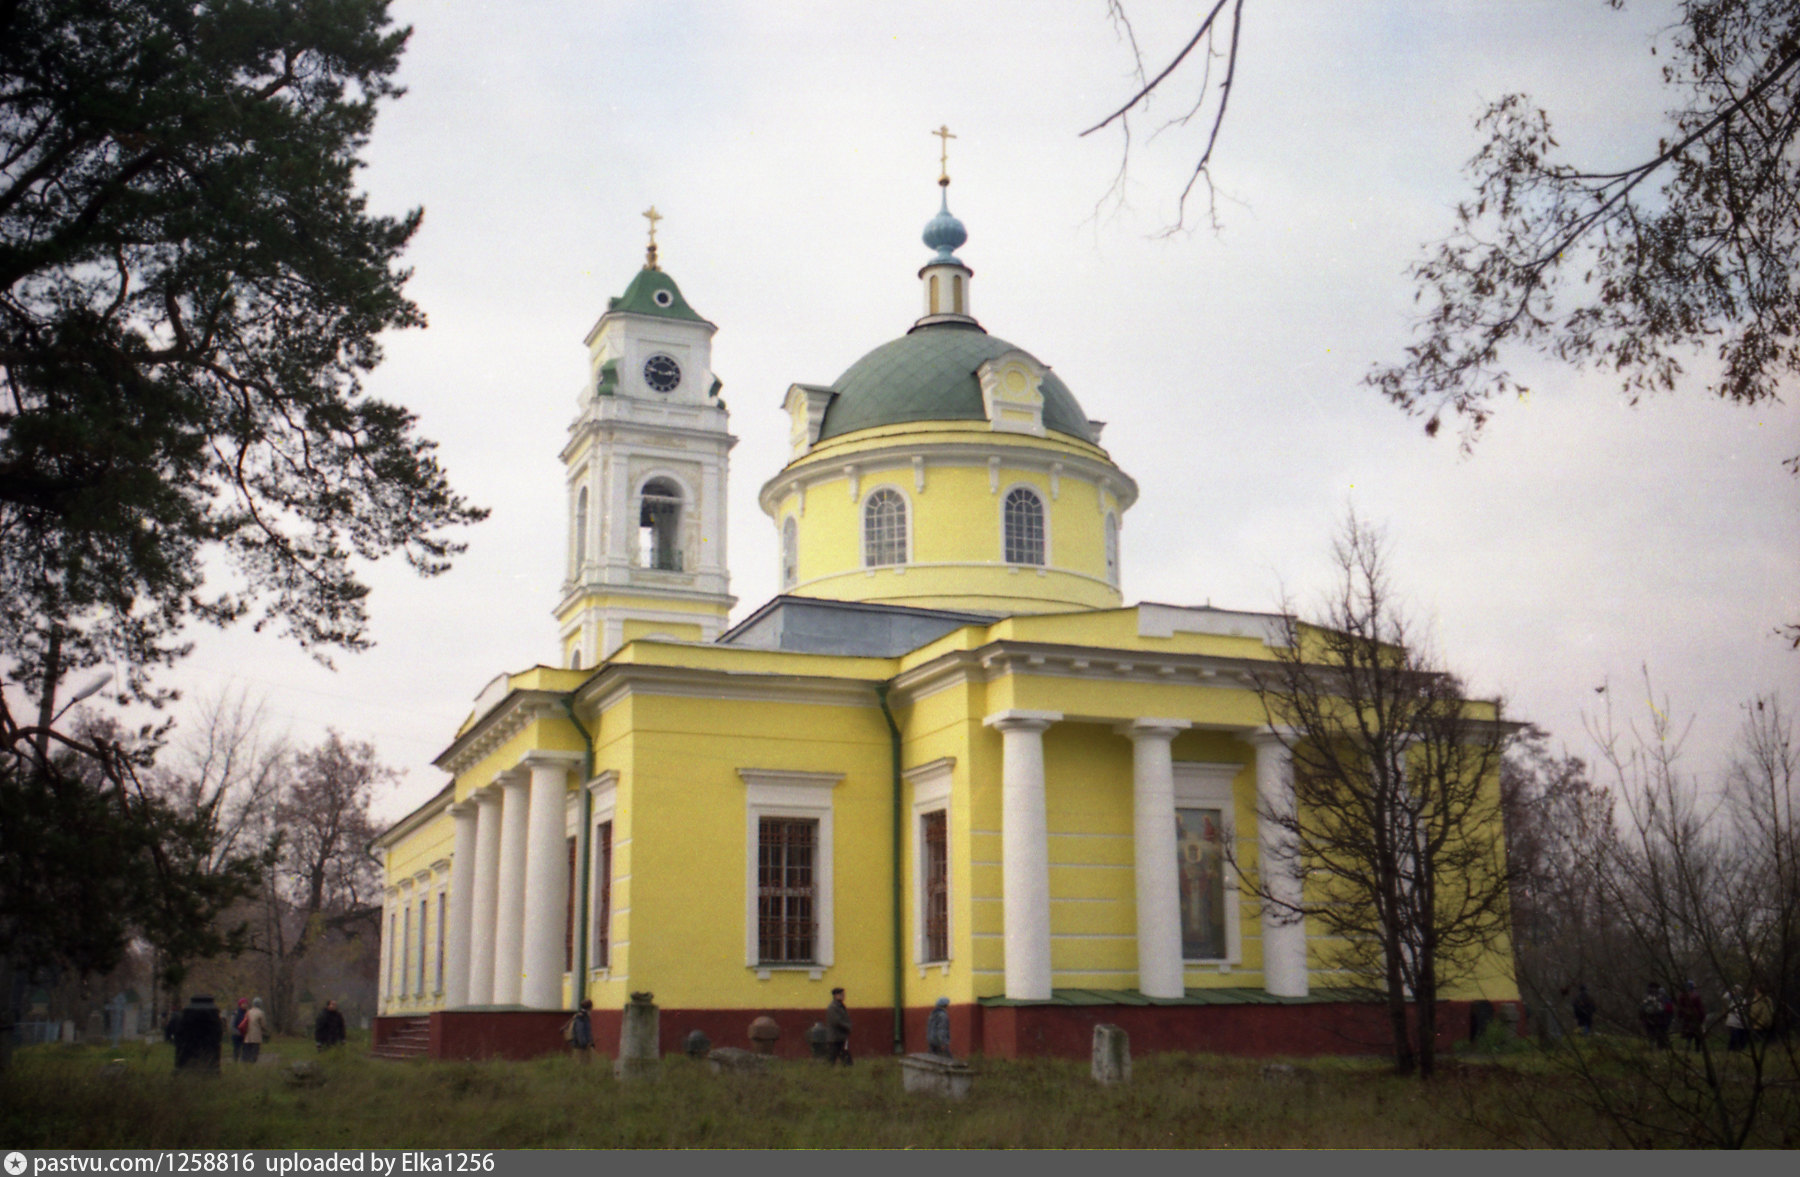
[1177,807,1227,960]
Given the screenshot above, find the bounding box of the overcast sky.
[135,0,1798,820]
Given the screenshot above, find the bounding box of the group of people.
[164,994,349,1072]
[1566,979,1778,1051]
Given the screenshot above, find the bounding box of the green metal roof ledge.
[978,987,1377,1007]
[817,323,1096,444]
[607,268,710,324]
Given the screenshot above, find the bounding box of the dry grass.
[0,1033,1624,1149]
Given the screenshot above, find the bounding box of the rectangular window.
[434,892,446,994]
[387,912,398,999]
[399,906,411,999]
[593,821,614,970]
[758,817,817,964]
[921,810,949,962]
[564,836,577,972]
[1176,807,1228,960]
[416,897,429,996]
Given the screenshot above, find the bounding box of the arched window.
[1003,487,1045,566]
[863,488,907,567]
[568,645,582,670]
[928,274,941,315]
[638,478,683,571]
[781,516,799,589]
[952,273,964,315]
[1104,513,1119,584]
[573,486,589,571]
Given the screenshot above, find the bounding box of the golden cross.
[642,205,663,270]
[932,125,956,186]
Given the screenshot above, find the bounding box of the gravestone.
[683,1029,712,1059]
[899,1053,973,1099]
[707,1046,767,1075]
[284,1060,326,1088]
[616,993,660,1080]
[747,1015,780,1055]
[1091,1024,1130,1085]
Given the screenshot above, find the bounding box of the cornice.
[759,437,1140,517]
[371,781,454,850]
[888,639,1284,713]
[575,660,882,718]
[433,690,571,779]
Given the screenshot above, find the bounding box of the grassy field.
[0,1032,1784,1149]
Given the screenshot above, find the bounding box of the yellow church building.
[371,177,1519,1061]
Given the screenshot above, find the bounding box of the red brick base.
[376,998,1519,1062]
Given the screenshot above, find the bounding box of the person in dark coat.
[313,1000,347,1050]
[1571,984,1597,1036]
[926,996,952,1057]
[172,995,224,1074]
[825,987,852,1066]
[1676,980,1706,1051]
[230,997,248,1062]
[567,998,595,1064]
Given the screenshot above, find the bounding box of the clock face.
[643,353,681,393]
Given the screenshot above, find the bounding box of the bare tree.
[1247,515,1513,1079]
[1083,0,1247,234]
[255,731,389,1029]
[1490,682,1800,1147]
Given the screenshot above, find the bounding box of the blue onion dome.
[922,192,967,263]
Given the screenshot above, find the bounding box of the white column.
[492,771,531,1004]
[467,788,503,1004]
[520,752,580,1009]
[984,710,1061,1001]
[1250,730,1308,997]
[1121,719,1190,999]
[444,802,478,1008]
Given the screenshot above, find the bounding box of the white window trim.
[738,768,844,978]
[587,771,619,977]
[859,483,913,569]
[906,758,955,973]
[1173,761,1244,968]
[998,481,1050,568]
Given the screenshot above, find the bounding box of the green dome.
[817,324,1095,444]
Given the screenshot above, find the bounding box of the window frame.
[781,515,799,589]
[861,485,911,568]
[1001,483,1048,566]
[906,758,955,970]
[738,768,843,977]
[1104,512,1119,585]
[636,475,687,572]
[587,771,620,977]
[1172,761,1244,967]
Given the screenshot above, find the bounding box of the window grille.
[758,817,817,963]
[922,810,949,962]
[593,821,614,970]
[863,488,907,567]
[1004,487,1045,565]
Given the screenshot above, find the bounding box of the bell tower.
[556,209,735,667]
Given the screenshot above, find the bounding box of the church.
[371,160,1520,1061]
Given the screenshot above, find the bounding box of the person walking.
[825,987,852,1066]
[567,998,595,1064]
[240,998,268,1064]
[926,996,952,1057]
[313,1000,347,1051]
[1725,986,1749,1052]
[230,997,249,1062]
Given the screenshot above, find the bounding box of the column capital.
[983,709,1062,733]
[1246,725,1298,749]
[496,767,531,790]
[521,749,585,771]
[449,800,478,818]
[1116,717,1191,740]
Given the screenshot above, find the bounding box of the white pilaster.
[1121,719,1190,999]
[492,771,531,1005]
[1250,730,1308,997]
[467,789,503,1005]
[984,709,1061,1001]
[520,751,582,1009]
[444,802,478,1008]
